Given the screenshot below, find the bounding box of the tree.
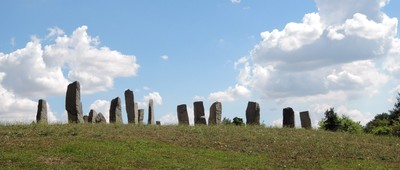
[232,117,244,126]
[319,108,363,133]
[222,117,232,125]
[319,108,340,131]
[389,93,400,125]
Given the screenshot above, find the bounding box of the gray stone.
[134,102,138,124]
[300,111,312,129]
[83,115,89,123]
[124,89,136,124]
[88,109,98,123]
[156,121,161,125]
[246,101,260,125]
[36,99,48,124]
[177,104,189,125]
[95,113,107,123]
[138,109,144,125]
[65,81,84,123]
[109,97,122,124]
[194,101,207,125]
[148,99,155,125]
[283,107,295,128]
[208,102,222,125]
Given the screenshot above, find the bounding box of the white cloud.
[208,84,251,102]
[160,55,168,60]
[143,92,162,105]
[10,37,15,47]
[0,25,139,97]
[89,100,110,123]
[231,0,241,4]
[160,113,178,125]
[45,27,65,39]
[193,95,205,101]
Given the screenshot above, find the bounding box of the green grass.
[1,124,400,169]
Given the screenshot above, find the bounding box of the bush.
[232,117,244,126]
[319,108,363,134]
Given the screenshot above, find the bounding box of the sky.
[0,0,399,127]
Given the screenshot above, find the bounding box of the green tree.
[222,117,232,125]
[232,117,244,126]
[339,116,363,134]
[319,108,340,131]
[389,93,400,125]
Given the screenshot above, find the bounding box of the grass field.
[1,124,399,169]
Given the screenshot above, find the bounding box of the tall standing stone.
[65,81,84,123]
[300,111,312,129]
[134,102,138,124]
[124,89,136,124]
[209,102,222,125]
[138,109,144,125]
[109,97,122,124]
[95,113,107,123]
[148,99,155,125]
[88,109,98,123]
[177,104,189,125]
[283,107,295,128]
[194,101,207,125]
[36,99,48,124]
[246,101,260,125]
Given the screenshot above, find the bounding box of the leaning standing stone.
[138,109,144,125]
[194,101,207,125]
[177,104,189,125]
[109,97,122,124]
[283,107,295,128]
[83,115,89,123]
[65,81,84,123]
[246,101,260,125]
[300,111,312,129]
[36,99,48,124]
[148,99,155,125]
[208,102,222,125]
[124,89,136,124]
[88,109,98,123]
[95,113,107,123]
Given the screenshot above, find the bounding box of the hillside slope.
[1,124,399,169]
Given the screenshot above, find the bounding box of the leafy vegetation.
[319,108,363,134]
[1,124,400,169]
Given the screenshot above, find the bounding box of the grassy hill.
[1,124,399,169]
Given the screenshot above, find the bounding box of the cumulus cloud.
[160,113,178,125]
[0,25,139,97]
[231,0,241,4]
[228,0,397,103]
[208,84,251,102]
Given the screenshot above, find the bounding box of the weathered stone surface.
[134,102,138,124]
[208,102,222,125]
[246,101,260,125]
[109,97,122,124]
[124,89,136,124]
[36,99,48,124]
[83,115,89,123]
[65,81,84,123]
[300,111,312,129]
[177,104,189,125]
[138,109,144,125]
[148,99,155,125]
[88,109,98,123]
[95,113,107,123]
[194,101,207,125]
[283,107,295,128]
[156,121,161,125]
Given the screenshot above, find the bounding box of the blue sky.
[0,0,400,126]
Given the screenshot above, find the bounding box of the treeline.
[320,93,400,136]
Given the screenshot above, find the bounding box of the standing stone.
[246,101,260,125]
[283,107,295,128]
[109,97,122,124]
[208,102,222,125]
[148,99,155,125]
[156,121,161,126]
[124,89,136,124]
[193,101,207,125]
[65,81,84,123]
[177,104,189,125]
[138,109,144,125]
[300,111,312,129]
[88,109,98,123]
[36,99,48,124]
[83,115,89,123]
[95,113,107,123]
[134,102,139,124]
